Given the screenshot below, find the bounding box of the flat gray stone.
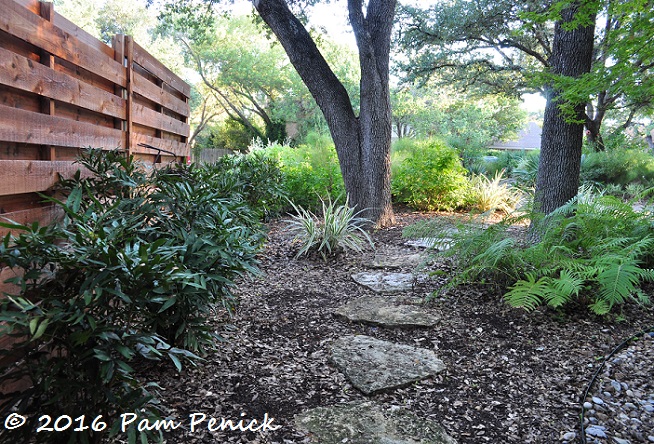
[295,401,457,444]
[405,238,453,251]
[331,335,445,394]
[334,296,440,327]
[366,252,426,269]
[352,272,427,293]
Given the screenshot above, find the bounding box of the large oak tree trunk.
[252,0,396,226]
[535,2,595,216]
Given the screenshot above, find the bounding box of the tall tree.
[536,1,596,215]
[179,16,297,142]
[396,0,654,150]
[161,0,397,226]
[253,0,397,226]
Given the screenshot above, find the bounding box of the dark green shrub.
[580,149,654,189]
[405,189,654,315]
[205,150,288,220]
[512,150,540,189]
[392,139,470,211]
[483,150,525,177]
[0,149,267,442]
[211,117,260,152]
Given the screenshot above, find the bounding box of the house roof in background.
[490,121,542,150]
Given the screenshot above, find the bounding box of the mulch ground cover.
[142,208,654,443]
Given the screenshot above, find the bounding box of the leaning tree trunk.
[534,2,596,216]
[252,0,396,227]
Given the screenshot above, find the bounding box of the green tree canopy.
[396,0,654,149]
[391,85,527,149]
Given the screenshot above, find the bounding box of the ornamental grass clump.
[286,196,374,260]
[469,170,523,214]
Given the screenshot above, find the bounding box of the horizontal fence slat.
[133,42,190,98]
[0,47,126,119]
[0,205,63,237]
[52,14,113,58]
[133,74,190,118]
[0,104,126,149]
[0,0,126,86]
[131,134,188,158]
[0,160,87,196]
[132,104,190,138]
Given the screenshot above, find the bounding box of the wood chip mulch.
[138,209,654,444]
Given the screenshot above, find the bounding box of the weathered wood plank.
[132,74,190,118]
[0,205,62,237]
[0,48,126,120]
[131,133,188,158]
[10,0,37,14]
[132,103,190,138]
[53,14,113,58]
[0,104,126,149]
[0,0,126,86]
[0,160,87,196]
[133,42,191,97]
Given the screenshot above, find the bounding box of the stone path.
[296,401,457,444]
[351,271,429,293]
[294,248,457,443]
[334,295,440,327]
[331,335,445,395]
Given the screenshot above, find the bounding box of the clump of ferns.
[407,189,654,315]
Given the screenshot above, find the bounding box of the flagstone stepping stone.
[334,296,440,327]
[404,237,453,251]
[352,271,428,293]
[365,252,426,269]
[295,400,457,444]
[330,335,445,394]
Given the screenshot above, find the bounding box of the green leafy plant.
[512,150,540,189]
[580,148,654,189]
[405,189,654,315]
[392,138,470,211]
[265,135,346,211]
[0,148,269,443]
[285,196,374,260]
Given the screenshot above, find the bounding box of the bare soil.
[145,208,654,443]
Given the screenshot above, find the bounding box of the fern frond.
[473,237,516,268]
[595,259,643,306]
[504,274,551,311]
[545,270,585,308]
[589,299,611,315]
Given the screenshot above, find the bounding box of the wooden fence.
[0,0,191,358]
[0,0,190,238]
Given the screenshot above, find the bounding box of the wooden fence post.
[113,34,133,157]
[38,1,56,161]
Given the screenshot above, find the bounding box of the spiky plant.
[286,196,374,260]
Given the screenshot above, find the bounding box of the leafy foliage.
[580,148,654,190]
[265,134,346,211]
[405,189,654,314]
[285,196,374,261]
[391,86,527,153]
[0,149,272,442]
[392,138,470,211]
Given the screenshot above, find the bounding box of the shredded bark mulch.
[140,209,654,443]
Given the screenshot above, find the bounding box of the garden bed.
[143,208,654,443]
